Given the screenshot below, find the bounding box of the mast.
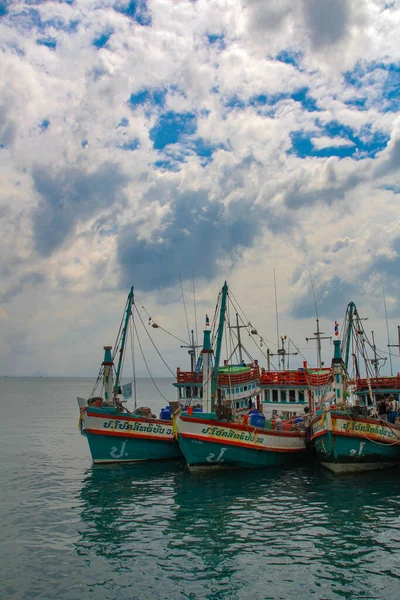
[236,313,243,364]
[201,326,213,413]
[102,346,114,402]
[114,287,134,398]
[306,273,331,368]
[211,282,228,406]
[332,339,345,405]
[342,301,356,370]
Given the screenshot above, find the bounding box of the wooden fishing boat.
[173,282,308,469]
[77,288,181,464]
[311,303,400,473]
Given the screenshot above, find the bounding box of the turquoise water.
[1,378,400,599]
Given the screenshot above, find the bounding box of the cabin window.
[244,385,247,391]
[236,401,240,409]
[236,387,239,393]
[240,387,243,393]
[299,391,305,403]
[264,390,270,402]
[281,390,287,403]
[289,389,296,403]
[272,389,278,403]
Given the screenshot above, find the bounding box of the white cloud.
[0,0,400,375]
[311,136,355,149]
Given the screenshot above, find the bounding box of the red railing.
[218,366,260,386]
[260,370,307,386]
[356,376,400,391]
[176,365,260,386]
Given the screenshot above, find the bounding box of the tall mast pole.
[211,282,228,405]
[273,269,280,349]
[236,313,243,364]
[370,330,379,378]
[114,287,134,398]
[382,283,393,376]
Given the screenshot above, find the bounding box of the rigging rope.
[179,272,191,348]
[134,303,176,377]
[133,321,170,403]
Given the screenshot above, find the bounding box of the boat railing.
[176,366,260,386]
[356,376,400,390]
[260,370,308,386]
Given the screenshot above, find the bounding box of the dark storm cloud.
[0,272,45,304]
[302,0,350,49]
[292,276,358,320]
[32,163,129,256]
[117,191,265,292]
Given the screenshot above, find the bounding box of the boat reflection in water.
[75,465,400,599]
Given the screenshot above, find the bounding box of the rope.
[133,296,190,346]
[134,304,175,377]
[179,272,191,349]
[193,271,199,361]
[133,321,170,402]
[130,315,137,410]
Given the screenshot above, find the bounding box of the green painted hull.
[86,432,182,464]
[313,432,400,473]
[178,435,305,469]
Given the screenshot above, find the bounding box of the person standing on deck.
[378,397,388,421]
[388,395,398,424]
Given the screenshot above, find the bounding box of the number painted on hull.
[110,440,128,459]
[206,447,228,463]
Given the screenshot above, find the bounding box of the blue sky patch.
[129,88,166,109]
[0,1,8,18]
[275,49,302,68]
[81,140,88,148]
[382,185,400,194]
[150,111,197,150]
[114,1,151,27]
[289,120,389,160]
[154,159,181,172]
[118,139,140,151]
[230,87,319,113]
[207,33,225,49]
[344,60,400,113]
[36,38,57,50]
[93,31,113,49]
[117,118,129,128]
[40,120,50,132]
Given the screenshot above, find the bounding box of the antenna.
[273,268,280,348]
[382,282,393,376]
[192,271,199,365]
[306,272,331,368]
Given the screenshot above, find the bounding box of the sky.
[1,0,400,378]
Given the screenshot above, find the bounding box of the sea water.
[1,377,400,600]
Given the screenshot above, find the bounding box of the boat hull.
[175,413,307,469]
[78,401,182,464]
[311,410,400,473]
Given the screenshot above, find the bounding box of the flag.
[205,314,210,327]
[334,321,339,337]
[122,382,132,399]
